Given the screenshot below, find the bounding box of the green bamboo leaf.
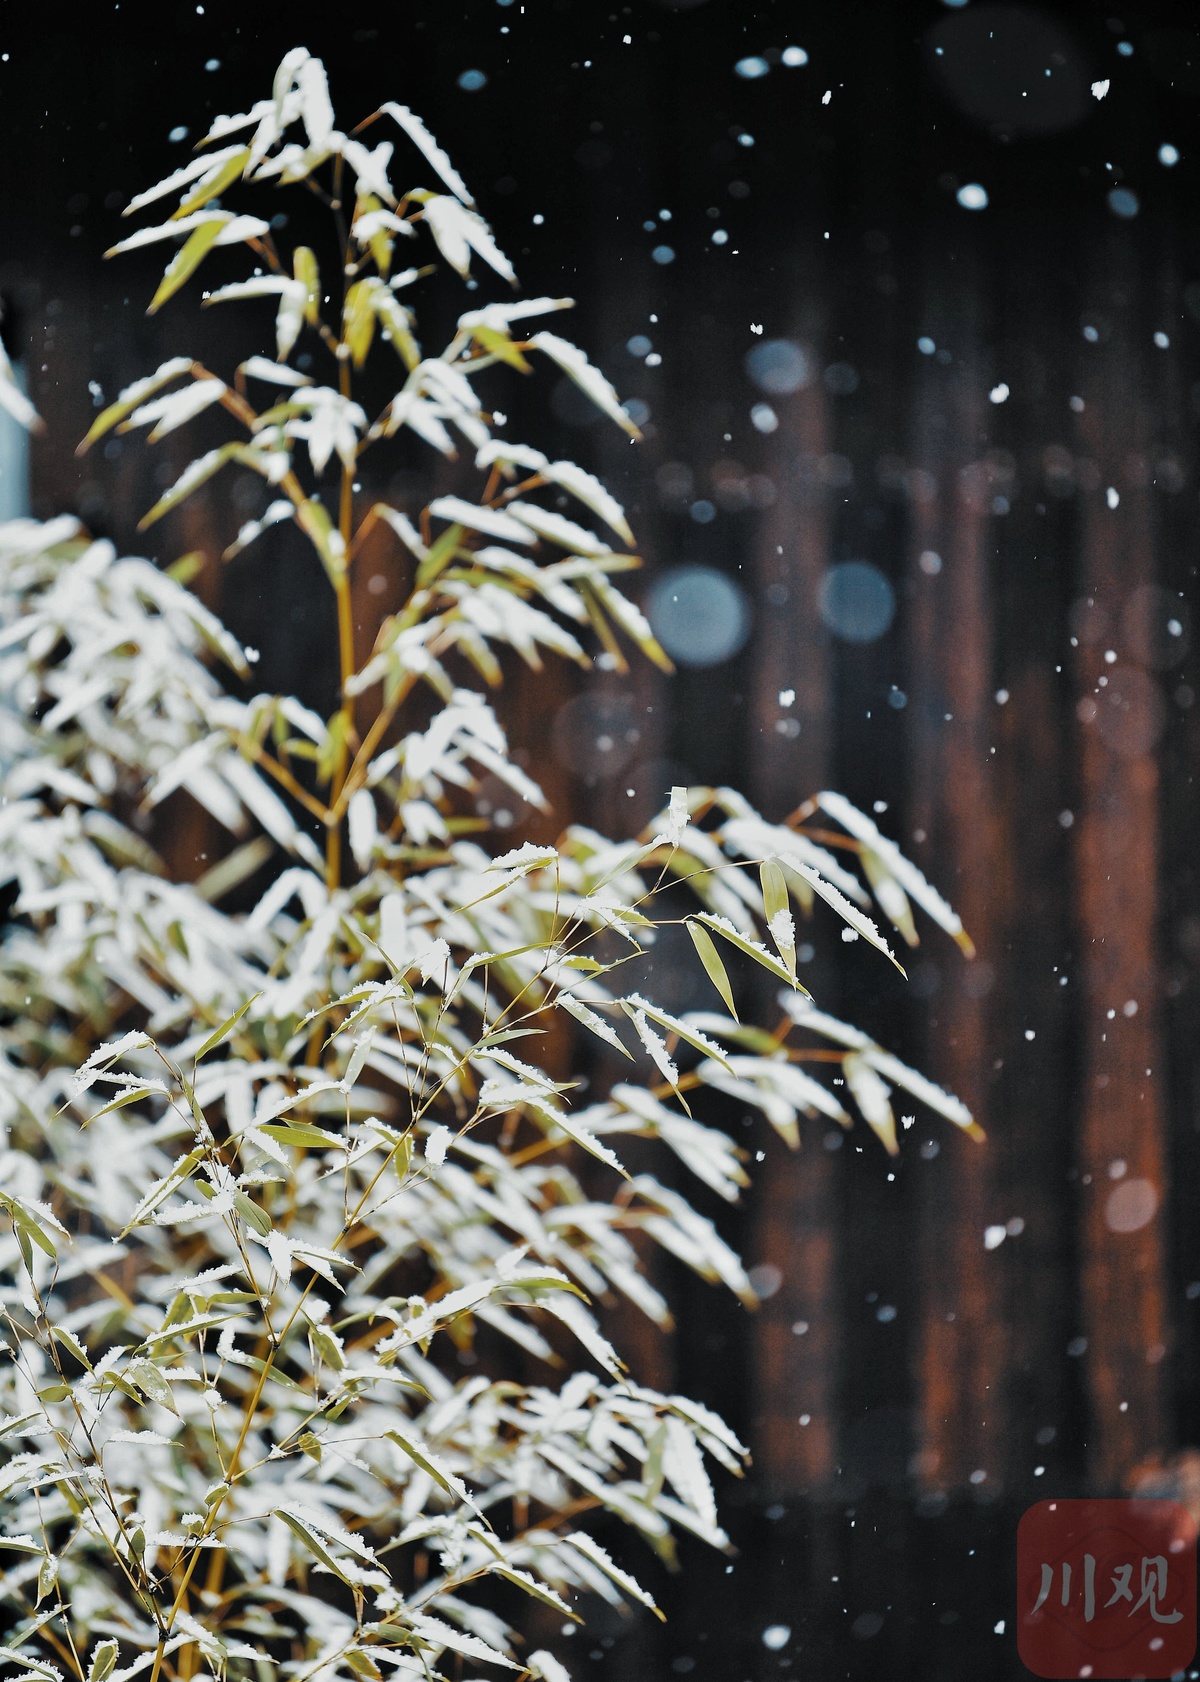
[345,1653,382,1681]
[588,576,673,673]
[274,1511,353,1585]
[194,992,261,1062]
[172,146,250,219]
[259,1122,346,1150]
[297,497,346,583]
[308,1321,344,1370]
[77,356,193,453]
[343,279,377,368]
[760,860,789,927]
[84,1084,162,1122]
[386,1427,486,1519]
[172,530,210,571]
[493,1565,577,1618]
[415,522,464,590]
[138,442,246,531]
[471,322,532,372]
[37,1552,58,1606]
[50,1324,93,1372]
[0,1195,59,1260]
[234,1192,271,1236]
[88,1641,119,1682]
[294,245,320,324]
[686,920,739,1020]
[691,912,809,993]
[148,217,227,315]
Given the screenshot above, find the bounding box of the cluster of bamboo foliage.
[0,49,976,1682]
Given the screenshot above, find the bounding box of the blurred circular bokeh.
[924,3,1091,139]
[818,561,896,644]
[1105,1177,1159,1234]
[1121,585,1191,671]
[552,691,642,778]
[745,338,812,396]
[647,565,752,666]
[1092,665,1167,759]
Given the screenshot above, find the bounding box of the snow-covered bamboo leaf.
[557,993,633,1059]
[382,102,475,205]
[148,217,230,315]
[816,791,974,955]
[563,1532,664,1619]
[77,356,193,451]
[843,1051,898,1156]
[385,1427,485,1519]
[528,332,640,437]
[689,914,807,991]
[787,860,906,975]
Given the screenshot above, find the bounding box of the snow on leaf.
[528,1653,574,1682]
[124,377,227,440]
[527,332,640,437]
[563,1532,663,1619]
[787,859,906,974]
[557,993,632,1060]
[504,501,613,558]
[420,195,516,285]
[843,1051,897,1156]
[816,791,973,954]
[627,1008,678,1087]
[690,913,805,990]
[664,786,690,847]
[382,102,476,205]
[426,495,533,545]
[622,994,732,1072]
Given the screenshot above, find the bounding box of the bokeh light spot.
[818,561,896,643]
[648,565,751,666]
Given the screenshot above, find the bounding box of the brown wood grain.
[1073,270,1172,1484]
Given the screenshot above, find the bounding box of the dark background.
[5,0,1200,1675]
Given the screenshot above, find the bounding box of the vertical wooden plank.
[1073,264,1172,1486]
[747,301,841,1497]
[908,276,1007,1492]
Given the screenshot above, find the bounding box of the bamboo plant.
[0,48,978,1682]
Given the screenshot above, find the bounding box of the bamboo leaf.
[274,1511,353,1585]
[343,279,377,368]
[843,1051,898,1156]
[87,1642,118,1682]
[386,1427,486,1518]
[194,992,261,1062]
[148,217,228,314]
[860,845,920,949]
[691,912,809,992]
[556,992,633,1060]
[173,145,250,218]
[234,1192,271,1236]
[138,442,247,530]
[77,356,193,453]
[493,1565,578,1618]
[294,244,320,324]
[259,1122,346,1150]
[686,919,739,1020]
[789,860,906,975]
